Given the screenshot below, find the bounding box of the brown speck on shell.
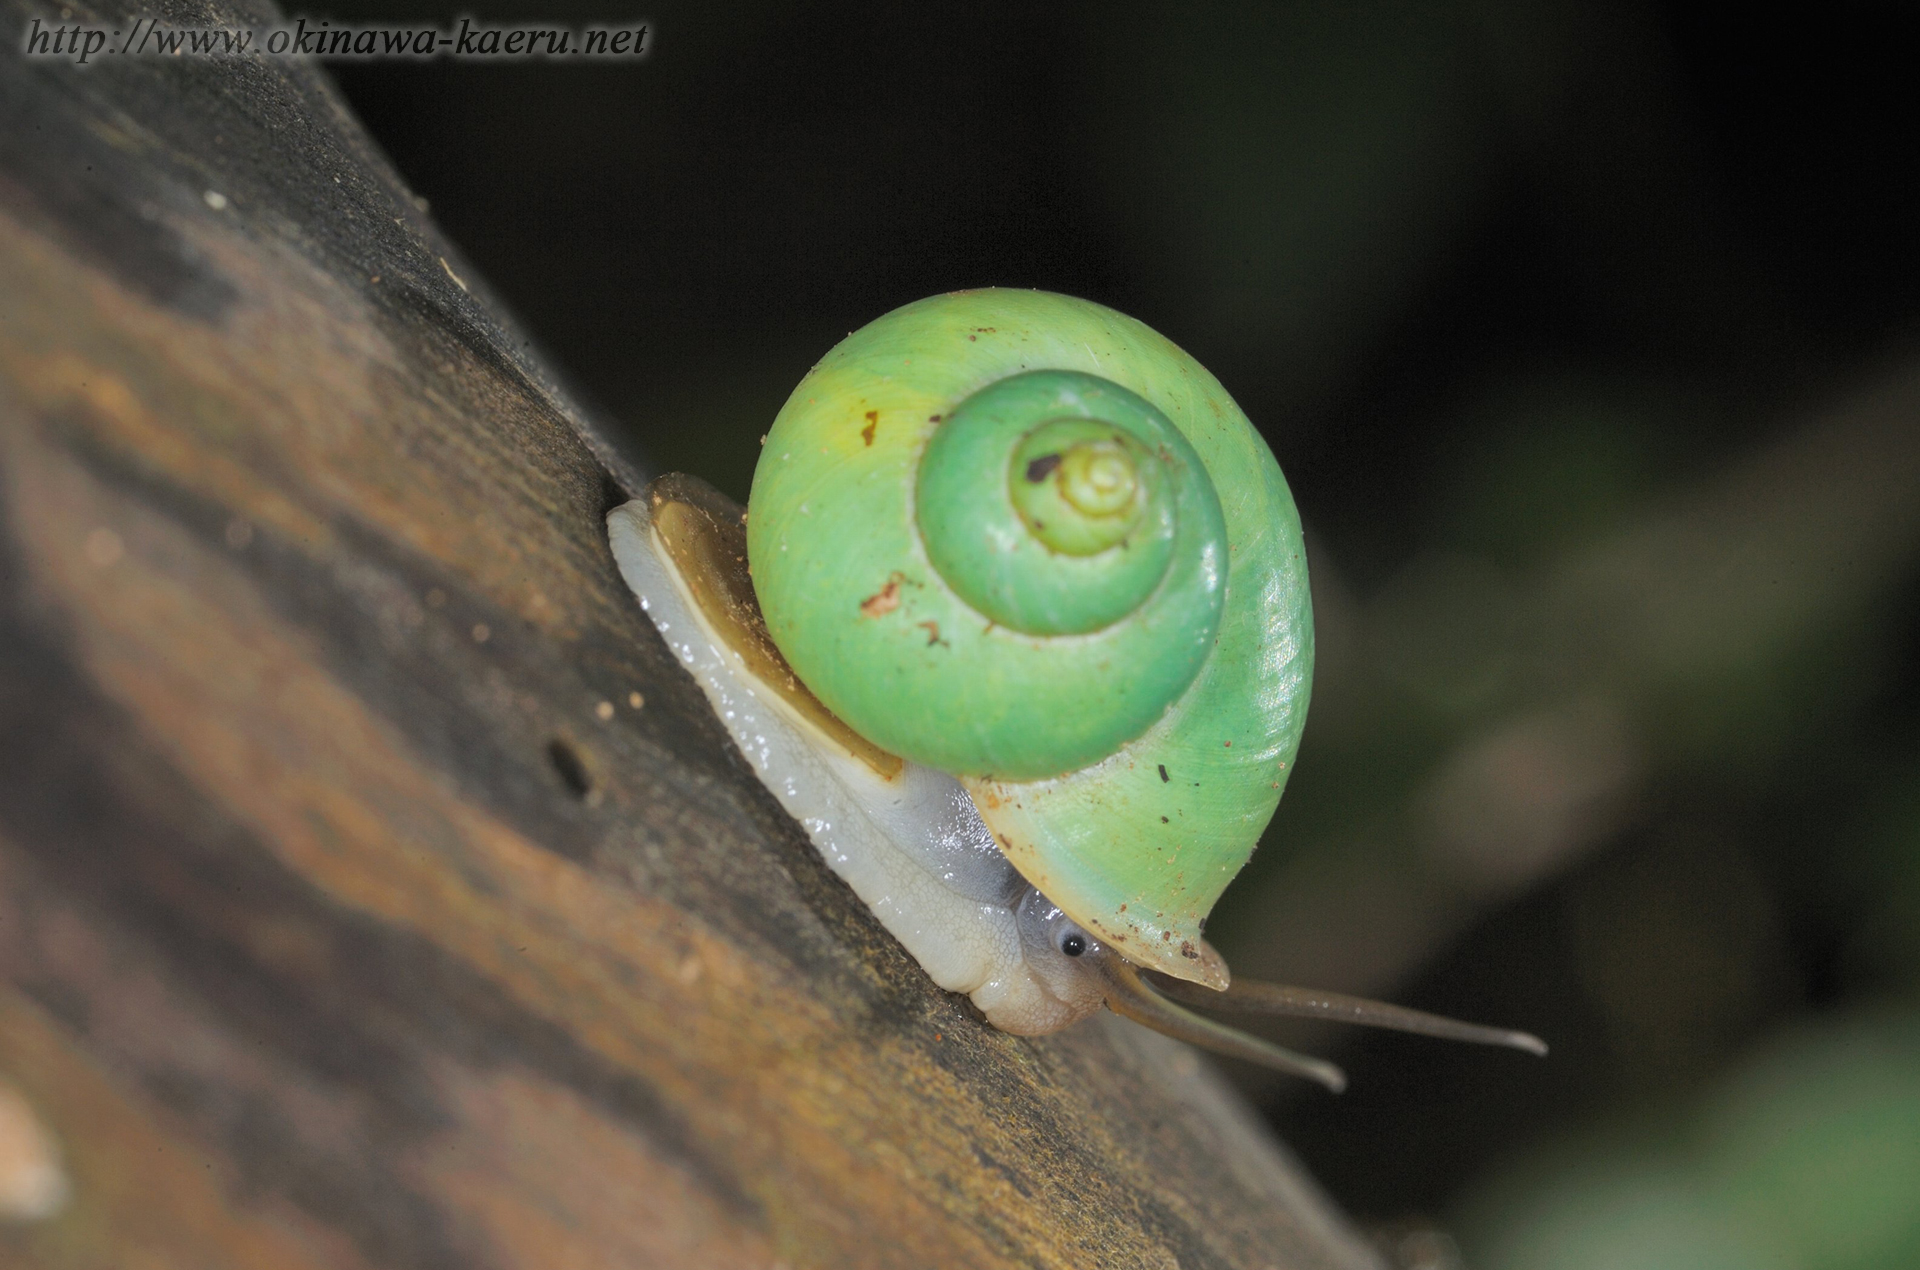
[859,577,902,618]
[1024,453,1062,483]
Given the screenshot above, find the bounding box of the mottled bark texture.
[0,3,1382,1267]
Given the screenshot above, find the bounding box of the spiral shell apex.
[748,290,1313,985]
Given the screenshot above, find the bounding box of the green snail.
[607,289,1543,1090]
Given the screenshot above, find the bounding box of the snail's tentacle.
[1145,972,1549,1057]
[1094,954,1347,1093]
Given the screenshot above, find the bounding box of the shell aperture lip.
[644,473,901,781]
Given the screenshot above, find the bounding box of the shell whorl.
[748,290,1313,985]
[749,303,1227,781]
[915,370,1228,648]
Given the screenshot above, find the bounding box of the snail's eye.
[1060,933,1087,958]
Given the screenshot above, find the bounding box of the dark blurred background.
[321,3,1920,1265]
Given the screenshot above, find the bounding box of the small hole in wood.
[546,739,593,800]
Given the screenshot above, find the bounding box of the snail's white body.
[608,498,1103,1034]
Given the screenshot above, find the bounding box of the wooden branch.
[0,4,1383,1267]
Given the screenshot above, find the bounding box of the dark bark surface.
[0,3,1382,1267]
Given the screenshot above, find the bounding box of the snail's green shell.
[747,290,1312,985]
